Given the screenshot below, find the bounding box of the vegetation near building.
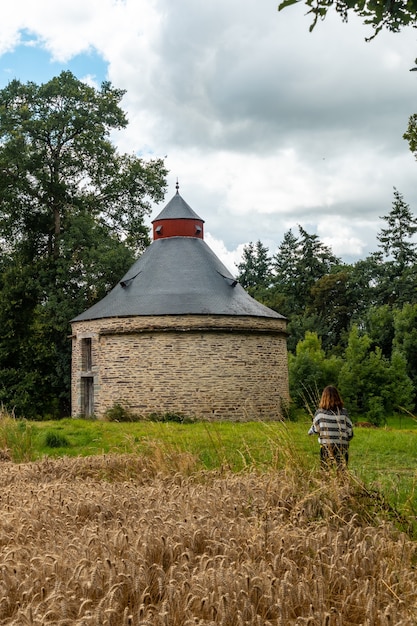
[237,188,417,424]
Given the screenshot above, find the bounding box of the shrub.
[104,403,139,422]
[147,412,195,424]
[43,431,70,448]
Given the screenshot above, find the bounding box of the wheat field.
[0,453,415,625]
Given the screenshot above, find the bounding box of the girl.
[308,386,353,468]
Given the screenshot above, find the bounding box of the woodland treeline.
[236,188,417,424]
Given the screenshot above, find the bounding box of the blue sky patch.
[0,33,108,88]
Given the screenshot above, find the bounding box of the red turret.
[152,182,204,240]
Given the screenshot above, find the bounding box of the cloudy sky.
[1,0,417,273]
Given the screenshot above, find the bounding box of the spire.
[176,178,179,194]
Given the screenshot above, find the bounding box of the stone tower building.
[71,187,289,420]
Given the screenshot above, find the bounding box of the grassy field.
[0,413,416,624]
[0,412,416,521]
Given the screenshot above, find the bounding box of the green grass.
[0,413,416,524]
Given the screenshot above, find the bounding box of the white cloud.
[204,232,245,275]
[1,0,417,266]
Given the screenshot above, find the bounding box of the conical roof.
[72,191,285,322]
[72,237,284,321]
[152,190,204,222]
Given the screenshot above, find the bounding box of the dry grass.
[0,454,415,625]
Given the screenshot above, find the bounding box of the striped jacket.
[308,408,353,446]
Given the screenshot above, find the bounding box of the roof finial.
[176,178,179,194]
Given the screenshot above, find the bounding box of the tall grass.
[0,405,35,462]
[0,454,415,625]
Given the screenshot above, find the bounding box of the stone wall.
[71,315,289,421]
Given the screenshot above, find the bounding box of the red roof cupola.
[152,181,204,240]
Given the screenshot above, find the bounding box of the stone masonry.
[71,314,289,421]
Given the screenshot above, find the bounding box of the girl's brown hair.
[319,385,344,411]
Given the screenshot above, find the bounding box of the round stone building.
[71,187,289,420]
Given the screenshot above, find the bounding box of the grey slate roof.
[152,191,204,222]
[72,236,284,321]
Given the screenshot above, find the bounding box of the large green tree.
[0,72,167,417]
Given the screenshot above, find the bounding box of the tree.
[272,226,340,316]
[338,324,413,423]
[289,331,342,409]
[236,240,272,296]
[272,229,299,291]
[393,303,417,405]
[364,305,395,358]
[375,189,417,305]
[0,72,167,417]
[404,113,417,158]
[377,189,417,272]
[338,325,373,416]
[348,252,383,312]
[387,350,414,413]
[308,269,353,351]
[0,72,166,259]
[278,0,417,40]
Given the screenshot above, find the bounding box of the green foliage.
[231,189,417,415]
[404,112,417,160]
[365,305,395,358]
[147,412,196,424]
[0,71,167,417]
[393,304,417,403]
[289,331,342,410]
[236,240,272,296]
[277,0,417,39]
[387,350,414,412]
[366,396,386,426]
[377,189,417,271]
[308,270,353,350]
[287,322,414,426]
[104,404,139,422]
[43,431,70,448]
[104,403,196,424]
[271,225,341,319]
[338,325,414,424]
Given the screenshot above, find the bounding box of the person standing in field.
[308,385,354,469]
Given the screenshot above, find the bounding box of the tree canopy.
[0,71,167,417]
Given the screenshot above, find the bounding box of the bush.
[147,412,195,424]
[104,403,195,423]
[104,404,139,422]
[44,431,70,448]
